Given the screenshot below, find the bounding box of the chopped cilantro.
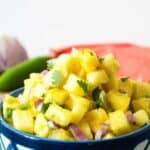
[4,108,13,119]
[52,70,62,86]
[92,88,106,108]
[47,62,54,70]
[120,77,129,82]
[142,123,148,127]
[41,103,50,113]
[99,57,104,62]
[77,80,88,94]
[19,104,29,110]
[145,95,150,98]
[118,89,127,94]
[89,51,94,56]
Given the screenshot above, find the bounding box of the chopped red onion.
[126,111,135,124]
[69,124,87,141]
[95,123,109,140]
[34,99,43,111]
[95,129,104,140]
[41,70,49,76]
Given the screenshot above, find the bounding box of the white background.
[0,0,150,57]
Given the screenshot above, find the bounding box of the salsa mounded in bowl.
[0,44,150,150]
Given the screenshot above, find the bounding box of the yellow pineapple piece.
[44,88,68,105]
[30,105,39,117]
[76,118,93,140]
[3,95,20,122]
[65,95,90,123]
[30,73,43,81]
[118,78,134,96]
[55,54,81,75]
[12,109,34,133]
[106,75,119,90]
[74,48,100,73]
[132,97,150,116]
[86,108,108,133]
[103,132,115,139]
[26,96,41,117]
[77,69,86,79]
[64,74,87,96]
[23,73,43,100]
[49,128,73,140]
[32,84,46,98]
[133,109,149,126]
[3,95,19,109]
[133,81,150,98]
[100,53,119,75]
[45,104,72,127]
[109,110,131,135]
[86,70,109,90]
[23,79,33,100]
[34,113,50,137]
[107,90,130,111]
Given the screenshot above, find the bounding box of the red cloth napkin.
[49,43,150,82]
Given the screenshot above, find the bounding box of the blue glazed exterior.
[0,88,150,150]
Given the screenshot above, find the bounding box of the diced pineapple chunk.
[133,81,150,98]
[23,73,44,100]
[56,54,81,74]
[65,95,90,123]
[106,75,119,90]
[3,95,20,122]
[32,84,46,98]
[118,78,134,96]
[30,73,43,81]
[86,70,109,90]
[12,109,34,133]
[107,90,130,111]
[77,69,86,79]
[100,53,119,74]
[103,132,115,139]
[34,113,50,137]
[75,48,100,73]
[44,88,68,105]
[76,118,93,140]
[45,104,72,127]
[64,74,86,96]
[23,79,33,100]
[109,110,131,135]
[132,97,150,116]
[86,108,108,133]
[133,110,149,126]
[49,128,73,140]
[30,105,39,117]
[3,95,19,109]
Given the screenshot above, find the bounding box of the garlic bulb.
[0,35,28,72]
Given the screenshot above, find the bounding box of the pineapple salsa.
[3,48,150,141]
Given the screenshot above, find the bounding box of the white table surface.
[0,0,150,57]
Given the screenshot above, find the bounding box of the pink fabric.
[49,43,150,82]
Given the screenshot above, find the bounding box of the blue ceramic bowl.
[0,88,150,150]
